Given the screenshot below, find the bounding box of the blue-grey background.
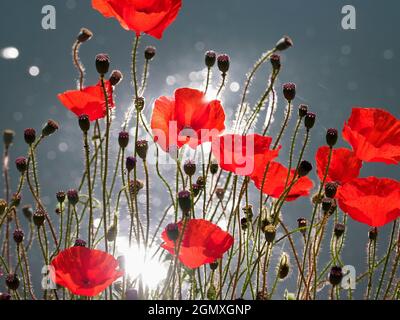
[0,0,399,299]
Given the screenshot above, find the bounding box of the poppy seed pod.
[210,161,219,175]
[278,253,290,279]
[282,83,296,102]
[0,199,6,216]
[183,160,196,177]
[22,205,33,220]
[95,53,110,75]
[215,187,225,201]
[329,266,343,286]
[118,131,130,149]
[270,54,281,70]
[304,112,316,130]
[42,119,59,137]
[191,183,201,197]
[125,288,139,300]
[325,182,338,198]
[78,115,90,133]
[264,224,276,243]
[321,197,333,213]
[135,97,145,111]
[11,193,21,207]
[298,160,313,177]
[298,104,308,118]
[33,209,46,227]
[334,223,345,238]
[24,128,36,145]
[275,36,293,51]
[13,229,24,244]
[67,189,79,206]
[56,191,66,203]
[241,217,248,231]
[15,157,27,174]
[297,217,307,235]
[74,239,87,247]
[144,46,156,60]
[166,223,179,242]
[210,261,219,271]
[125,156,137,173]
[136,140,149,160]
[178,190,192,214]
[109,70,123,86]
[369,227,378,241]
[205,50,216,68]
[196,176,205,188]
[3,129,15,147]
[129,180,144,196]
[77,28,93,43]
[5,274,20,291]
[217,54,230,74]
[326,128,338,147]
[0,292,11,300]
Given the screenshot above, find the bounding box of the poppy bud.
[78,115,90,133]
[298,104,308,118]
[275,36,293,51]
[125,156,137,172]
[207,284,217,300]
[298,160,312,177]
[334,223,345,238]
[210,161,219,175]
[22,205,33,220]
[13,229,24,244]
[125,288,139,300]
[264,224,276,243]
[329,266,343,286]
[166,223,179,242]
[210,261,219,271]
[304,112,316,130]
[33,209,46,227]
[0,292,11,300]
[205,50,216,68]
[5,274,20,291]
[135,97,145,111]
[77,28,93,43]
[183,160,196,177]
[326,128,338,147]
[15,157,27,174]
[241,217,248,231]
[109,70,123,86]
[0,199,6,216]
[256,290,268,300]
[270,54,281,70]
[196,176,205,188]
[297,217,307,235]
[3,129,15,147]
[106,225,118,242]
[217,54,230,74]
[56,191,66,203]
[136,140,148,160]
[74,239,87,247]
[42,119,59,137]
[282,83,296,102]
[325,182,338,198]
[67,189,79,206]
[24,128,36,145]
[95,53,110,75]
[215,187,225,201]
[144,46,156,60]
[11,193,21,207]
[129,180,144,196]
[278,253,290,279]
[178,190,192,214]
[191,183,201,197]
[118,131,130,149]
[321,197,333,213]
[55,208,61,215]
[369,227,378,241]
[242,205,253,220]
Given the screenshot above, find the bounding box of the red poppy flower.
[58,81,114,121]
[342,108,400,164]
[50,247,123,297]
[151,88,225,152]
[161,219,234,269]
[337,177,400,227]
[315,146,362,184]
[92,0,182,39]
[211,134,280,176]
[251,161,314,201]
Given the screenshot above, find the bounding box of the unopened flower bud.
[321,197,333,213]
[125,156,137,172]
[56,191,66,203]
[13,229,24,244]
[78,115,90,133]
[135,97,145,111]
[210,261,219,271]
[178,190,191,214]
[210,161,219,175]
[166,223,179,242]
[326,128,338,147]
[42,119,59,137]
[95,53,110,75]
[136,140,148,160]
[334,223,345,238]
[275,36,293,51]
[297,217,307,235]
[118,131,129,149]
[205,50,216,68]
[304,112,316,130]
[3,130,15,147]
[67,189,79,206]
[5,274,20,291]
[109,70,123,86]
[15,157,27,174]
[369,227,378,241]
[298,160,312,177]
[329,266,343,286]
[270,54,281,70]
[106,225,118,242]
[298,104,308,118]
[0,199,6,215]
[183,160,196,177]
[24,128,36,145]
[217,54,230,74]
[264,224,276,243]
[196,176,205,188]
[215,187,225,201]
[241,217,248,231]
[325,182,338,198]
[278,253,290,279]
[74,239,87,247]
[191,183,201,197]
[129,180,144,196]
[33,209,46,227]
[242,205,253,220]
[77,28,93,43]
[144,46,156,60]
[11,193,21,207]
[283,83,296,102]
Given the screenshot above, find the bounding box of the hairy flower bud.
[129,180,144,196]
[56,191,66,203]
[298,160,312,177]
[136,140,149,160]
[166,223,179,242]
[270,54,281,70]
[13,229,24,244]
[5,274,20,291]
[282,83,296,102]
[297,217,307,235]
[3,129,15,147]
[205,50,216,68]
[215,187,225,201]
[77,28,93,43]
[217,54,230,74]
[178,190,192,214]
[74,239,87,247]
[326,128,338,147]
[278,253,290,279]
[334,223,345,238]
[24,128,36,145]
[78,115,90,133]
[298,104,308,118]
[33,209,46,227]
[369,227,378,241]
[191,183,201,197]
[275,36,293,51]
[95,53,110,75]
[321,197,333,213]
[118,131,130,149]
[264,224,276,243]
[304,112,316,130]
[329,266,343,286]
[67,189,79,206]
[144,46,156,60]
[11,193,21,207]
[183,160,196,177]
[125,156,137,173]
[135,97,145,111]
[0,199,6,216]
[42,119,59,137]
[325,182,338,198]
[15,157,27,174]
[109,70,123,86]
